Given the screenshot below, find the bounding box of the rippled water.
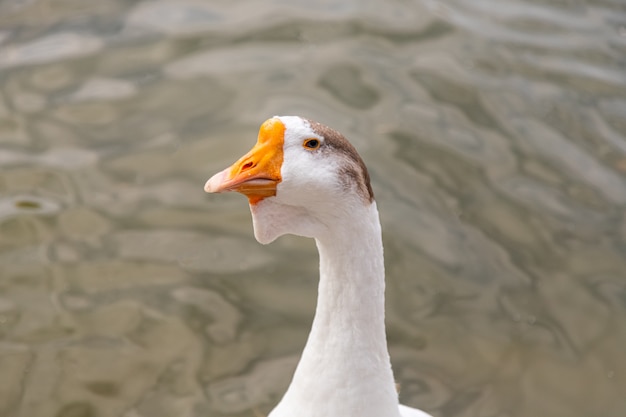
[1,1,625,416]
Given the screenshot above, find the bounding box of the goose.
[204,116,433,417]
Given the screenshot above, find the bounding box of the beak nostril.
[242,161,255,171]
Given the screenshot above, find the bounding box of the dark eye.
[303,138,321,150]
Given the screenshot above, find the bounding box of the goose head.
[205,116,374,244]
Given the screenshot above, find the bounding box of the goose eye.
[303,138,321,150]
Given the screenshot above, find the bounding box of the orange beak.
[204,118,285,205]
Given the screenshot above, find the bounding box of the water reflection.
[0,0,625,416]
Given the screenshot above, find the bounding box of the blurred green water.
[0,0,625,416]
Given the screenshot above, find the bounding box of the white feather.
[246,117,433,417]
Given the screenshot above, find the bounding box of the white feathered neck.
[269,201,402,417]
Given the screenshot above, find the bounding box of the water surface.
[1,1,625,416]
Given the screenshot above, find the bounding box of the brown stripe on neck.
[306,119,374,203]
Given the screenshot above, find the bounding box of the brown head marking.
[305,119,374,203]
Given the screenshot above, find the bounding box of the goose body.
[205,116,432,417]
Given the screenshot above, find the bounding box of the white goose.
[205,116,432,417]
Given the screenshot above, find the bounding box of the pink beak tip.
[204,170,227,193]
